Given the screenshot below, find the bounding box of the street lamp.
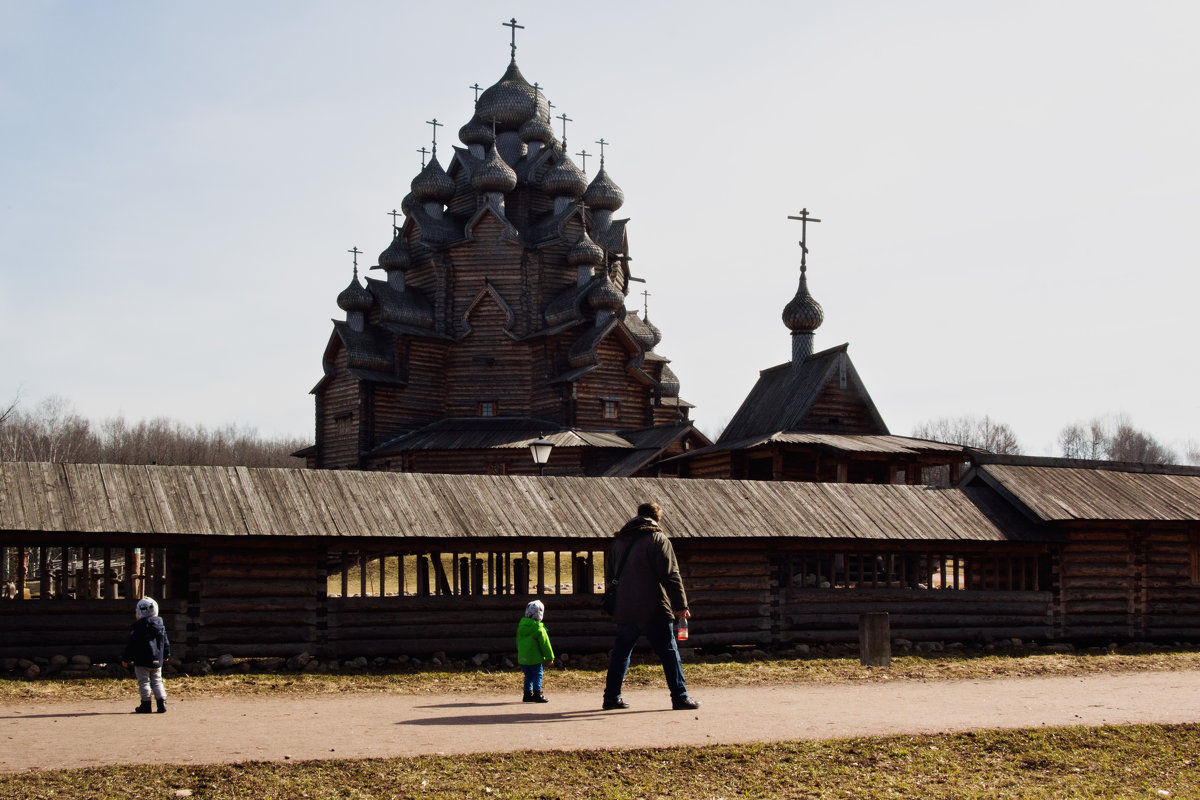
[529,435,554,476]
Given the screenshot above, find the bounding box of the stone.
[1,658,18,670]
[17,658,34,670]
[471,653,489,666]
[214,653,236,671]
[23,663,40,679]
[301,659,320,673]
[49,654,68,666]
[286,652,313,671]
[1042,643,1074,653]
[792,644,811,655]
[69,654,91,666]
[432,651,447,663]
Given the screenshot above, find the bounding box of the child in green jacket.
[517,599,554,703]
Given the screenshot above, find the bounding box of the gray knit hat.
[135,597,159,619]
[524,600,545,621]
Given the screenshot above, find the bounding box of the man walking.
[602,502,701,711]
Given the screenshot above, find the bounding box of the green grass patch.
[1,724,1196,799]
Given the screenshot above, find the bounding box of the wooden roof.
[716,345,888,444]
[664,432,965,464]
[0,462,1042,543]
[964,454,1200,523]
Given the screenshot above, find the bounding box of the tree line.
[0,396,307,468]
[912,413,1199,465]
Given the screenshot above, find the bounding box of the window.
[478,401,497,417]
[335,412,354,435]
[1,544,170,601]
[603,399,618,420]
[777,549,1048,592]
[325,549,607,598]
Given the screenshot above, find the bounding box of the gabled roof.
[665,432,965,463]
[369,417,633,457]
[717,344,888,443]
[0,461,1044,543]
[961,453,1200,523]
[595,423,710,477]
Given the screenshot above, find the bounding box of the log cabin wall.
[316,352,363,469]
[1144,524,1200,640]
[1056,523,1142,641]
[574,339,650,430]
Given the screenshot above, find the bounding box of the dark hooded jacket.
[606,514,688,625]
[123,615,170,668]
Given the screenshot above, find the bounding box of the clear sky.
[2,1,1197,457]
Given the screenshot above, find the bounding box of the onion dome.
[519,114,555,145]
[782,272,824,332]
[378,235,411,272]
[472,145,518,193]
[337,271,373,313]
[475,60,537,129]
[458,115,495,148]
[410,154,455,204]
[641,316,662,350]
[587,276,625,313]
[400,192,415,215]
[542,152,588,198]
[658,363,680,398]
[567,231,605,267]
[583,166,625,212]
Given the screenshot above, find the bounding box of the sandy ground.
[2,671,1199,772]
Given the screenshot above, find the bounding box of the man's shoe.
[672,696,701,711]
[602,697,629,710]
[523,691,534,702]
[532,692,549,703]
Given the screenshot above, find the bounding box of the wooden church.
[666,211,967,484]
[300,30,709,477]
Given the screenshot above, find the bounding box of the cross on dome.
[502,17,524,59]
[595,137,609,166]
[787,208,822,273]
[426,118,444,156]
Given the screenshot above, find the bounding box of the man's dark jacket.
[122,616,171,668]
[606,515,688,625]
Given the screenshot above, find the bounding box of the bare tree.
[1184,439,1200,467]
[911,415,1022,455]
[1057,413,1177,464]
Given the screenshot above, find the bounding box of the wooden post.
[858,612,891,667]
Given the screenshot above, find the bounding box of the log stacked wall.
[575,339,650,430]
[317,352,363,469]
[1142,525,1200,640]
[1057,525,1140,641]
[0,599,187,660]
[803,375,881,434]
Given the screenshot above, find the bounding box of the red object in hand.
[676,617,689,641]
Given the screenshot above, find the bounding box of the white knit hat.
[136,597,159,619]
[524,600,545,621]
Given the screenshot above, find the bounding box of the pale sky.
[2,1,1197,458]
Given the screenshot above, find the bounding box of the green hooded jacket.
[516,617,555,665]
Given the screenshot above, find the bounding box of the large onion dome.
[782,272,824,332]
[458,115,495,148]
[337,271,373,313]
[587,276,625,313]
[472,145,518,194]
[475,60,537,129]
[410,154,455,204]
[400,192,415,215]
[519,114,555,146]
[378,235,411,272]
[640,315,663,350]
[568,231,605,267]
[542,151,588,198]
[583,166,625,211]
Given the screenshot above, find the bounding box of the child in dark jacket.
[121,597,170,713]
[516,600,554,703]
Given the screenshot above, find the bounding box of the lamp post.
[529,435,554,476]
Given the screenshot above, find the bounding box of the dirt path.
[2,671,1199,773]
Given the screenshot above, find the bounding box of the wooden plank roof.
[966,455,1200,522]
[0,462,1044,544]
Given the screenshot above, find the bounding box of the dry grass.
[2,649,1199,798]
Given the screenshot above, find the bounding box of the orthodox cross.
[641,289,651,318]
[426,118,443,156]
[595,137,608,166]
[787,208,821,273]
[388,209,402,234]
[469,82,483,102]
[503,17,524,58]
[575,148,590,173]
[416,146,429,168]
[347,246,362,277]
[556,112,572,147]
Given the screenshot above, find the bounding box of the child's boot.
[522,690,534,702]
[155,698,167,713]
[532,691,549,703]
[134,700,152,714]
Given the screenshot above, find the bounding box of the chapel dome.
[567,232,605,267]
[542,152,588,198]
[378,235,411,272]
[337,273,373,313]
[458,115,495,148]
[475,59,537,129]
[587,277,625,313]
[782,273,824,332]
